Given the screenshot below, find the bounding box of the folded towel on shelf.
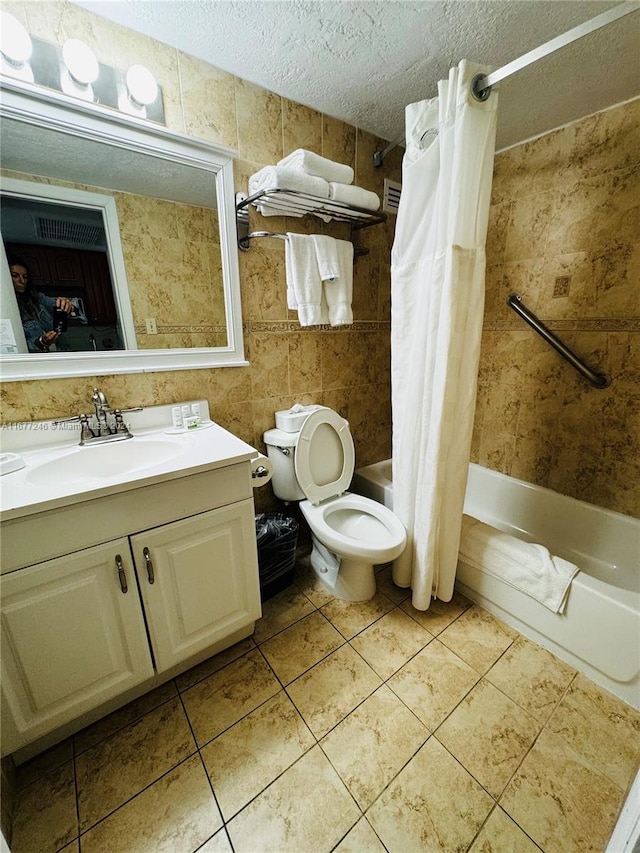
[285,233,328,326]
[249,166,330,217]
[458,515,580,614]
[320,238,354,326]
[278,149,354,185]
[328,182,380,211]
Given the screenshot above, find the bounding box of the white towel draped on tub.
[459,515,579,613]
[278,149,354,185]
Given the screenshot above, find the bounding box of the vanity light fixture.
[126,64,158,105]
[119,63,158,117]
[0,11,34,83]
[1,26,166,125]
[60,38,99,101]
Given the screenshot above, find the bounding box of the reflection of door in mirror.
[6,240,121,353]
[2,196,123,353]
[0,182,136,354]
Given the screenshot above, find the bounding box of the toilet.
[263,406,406,601]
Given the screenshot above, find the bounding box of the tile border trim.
[244,319,637,333]
[134,324,227,334]
[247,321,391,333]
[484,318,640,332]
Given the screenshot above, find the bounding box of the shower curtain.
[391,60,498,610]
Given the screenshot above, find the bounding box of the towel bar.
[241,230,288,248]
[238,227,370,258]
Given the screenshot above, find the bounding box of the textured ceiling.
[74,0,640,151]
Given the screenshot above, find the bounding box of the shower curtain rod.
[373,1,639,167]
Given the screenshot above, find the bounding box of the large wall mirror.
[0,79,246,381]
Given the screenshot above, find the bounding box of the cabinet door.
[5,242,117,324]
[1,540,154,755]
[130,500,261,674]
[45,247,86,289]
[4,242,52,287]
[80,251,117,323]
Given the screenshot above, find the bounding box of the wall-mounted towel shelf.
[235,189,386,257]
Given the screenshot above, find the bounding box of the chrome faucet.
[92,388,112,436]
[53,388,143,445]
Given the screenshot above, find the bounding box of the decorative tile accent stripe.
[484,318,640,332]
[134,324,227,334]
[248,321,391,333]
[242,319,638,334]
[243,319,636,333]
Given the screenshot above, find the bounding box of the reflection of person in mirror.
[9,255,74,353]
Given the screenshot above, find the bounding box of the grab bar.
[239,230,288,250]
[506,293,611,389]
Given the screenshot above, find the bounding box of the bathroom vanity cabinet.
[0,460,261,758]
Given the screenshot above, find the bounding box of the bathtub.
[351,458,394,508]
[351,460,640,708]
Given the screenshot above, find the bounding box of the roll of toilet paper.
[250,453,273,488]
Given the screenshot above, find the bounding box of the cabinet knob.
[115,554,128,593]
[143,547,155,584]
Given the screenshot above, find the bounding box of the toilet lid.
[294,409,355,505]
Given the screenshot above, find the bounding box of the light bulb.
[0,11,32,66]
[125,64,158,106]
[62,38,99,85]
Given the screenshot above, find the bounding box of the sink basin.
[26,439,183,486]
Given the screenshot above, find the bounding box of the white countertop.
[0,401,257,521]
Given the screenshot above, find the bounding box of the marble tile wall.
[115,193,226,349]
[472,97,640,517]
[3,1,636,520]
[0,0,401,513]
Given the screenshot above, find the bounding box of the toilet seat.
[300,492,406,562]
[294,409,355,506]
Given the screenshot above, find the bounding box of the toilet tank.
[263,427,305,501]
[275,404,326,433]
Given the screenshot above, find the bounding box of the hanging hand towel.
[249,166,330,217]
[322,239,354,326]
[328,183,381,211]
[285,233,328,326]
[311,235,341,281]
[458,515,580,613]
[278,149,354,185]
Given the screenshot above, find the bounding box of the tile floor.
[8,558,640,853]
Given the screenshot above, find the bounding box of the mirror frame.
[0,78,247,381]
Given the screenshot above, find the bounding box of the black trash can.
[255,513,299,601]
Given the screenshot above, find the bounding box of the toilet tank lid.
[275,404,327,433]
[263,427,298,448]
